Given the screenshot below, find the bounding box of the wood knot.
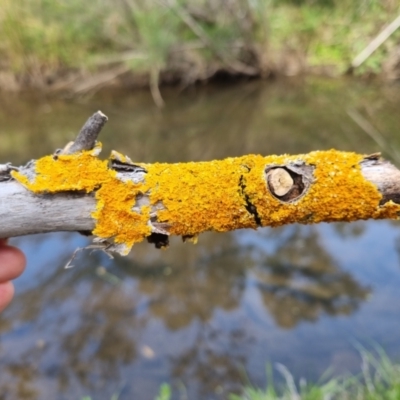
[266,168,293,196]
[265,163,314,203]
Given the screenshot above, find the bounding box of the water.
[1,78,400,399]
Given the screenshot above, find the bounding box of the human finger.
[0,281,14,312]
[0,244,26,282]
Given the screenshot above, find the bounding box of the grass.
[153,347,400,400]
[0,0,400,93]
[267,0,400,76]
[0,0,269,91]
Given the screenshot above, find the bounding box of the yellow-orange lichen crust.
[12,145,151,253]
[11,147,400,254]
[138,149,400,237]
[141,158,258,237]
[244,150,400,226]
[13,146,108,194]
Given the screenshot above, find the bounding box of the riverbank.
[1,0,400,100]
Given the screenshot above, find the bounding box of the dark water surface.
[1,78,400,399]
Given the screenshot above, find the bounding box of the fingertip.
[0,244,26,282]
[0,281,14,313]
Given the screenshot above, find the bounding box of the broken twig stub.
[1,112,400,255]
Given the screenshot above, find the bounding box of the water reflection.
[1,79,400,399]
[255,226,369,328]
[2,78,400,165]
[0,222,375,399]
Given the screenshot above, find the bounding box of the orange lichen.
[141,150,400,235]
[243,150,394,226]
[11,147,400,254]
[12,146,108,194]
[141,158,258,237]
[12,145,151,254]
[92,178,151,251]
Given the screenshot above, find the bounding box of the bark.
[1,112,400,255]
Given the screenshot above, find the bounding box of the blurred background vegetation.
[1,0,400,97]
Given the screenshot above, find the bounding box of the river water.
[1,78,400,399]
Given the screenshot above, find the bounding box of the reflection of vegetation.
[333,221,366,239]
[169,326,249,398]
[127,225,369,331]
[135,235,248,329]
[0,249,142,398]
[256,226,369,328]
[0,222,371,398]
[3,76,400,168]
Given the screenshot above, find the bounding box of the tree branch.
[1,112,400,255]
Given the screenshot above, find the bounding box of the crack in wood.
[110,159,147,174]
[239,174,262,227]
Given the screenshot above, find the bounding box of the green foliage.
[0,0,264,80]
[0,0,116,71]
[126,4,180,72]
[227,347,400,400]
[267,0,400,74]
[0,0,399,83]
[155,383,172,400]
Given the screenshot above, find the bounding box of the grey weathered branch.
[361,154,400,205]
[0,182,96,237]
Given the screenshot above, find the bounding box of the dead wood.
[1,112,400,255]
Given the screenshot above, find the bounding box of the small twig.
[63,111,108,154]
[64,247,84,269]
[351,14,400,70]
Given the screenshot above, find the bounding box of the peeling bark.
[1,112,400,255]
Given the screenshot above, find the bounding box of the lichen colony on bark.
[1,111,400,256]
